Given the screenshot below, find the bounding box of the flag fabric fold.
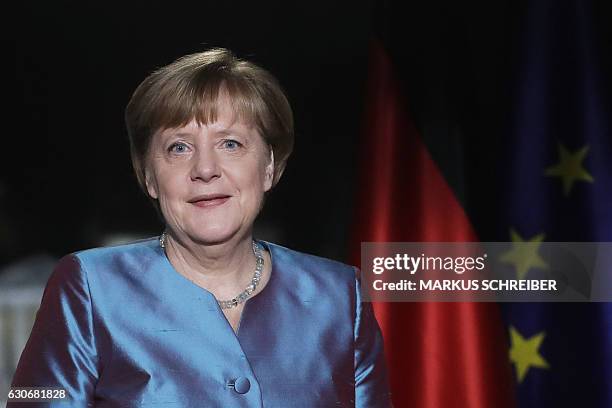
[350,39,515,408]
[350,1,612,407]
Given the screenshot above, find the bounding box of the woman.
[10,48,391,407]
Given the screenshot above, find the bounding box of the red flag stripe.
[350,39,515,408]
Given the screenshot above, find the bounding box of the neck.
[163,231,256,296]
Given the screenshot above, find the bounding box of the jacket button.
[230,377,251,394]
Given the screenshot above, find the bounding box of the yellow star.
[500,229,548,279]
[509,326,549,383]
[545,143,594,196]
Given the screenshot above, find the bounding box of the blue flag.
[500,1,612,406]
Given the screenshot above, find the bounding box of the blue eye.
[169,142,189,154]
[223,139,242,150]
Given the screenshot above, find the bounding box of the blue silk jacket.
[10,238,391,407]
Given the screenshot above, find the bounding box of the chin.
[187,224,242,246]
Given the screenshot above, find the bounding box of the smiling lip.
[188,194,231,208]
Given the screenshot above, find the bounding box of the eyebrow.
[216,129,243,136]
[161,124,252,139]
[159,129,196,138]
[215,126,257,139]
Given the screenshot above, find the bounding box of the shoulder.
[71,237,160,270]
[46,237,161,288]
[264,241,356,274]
[262,240,358,289]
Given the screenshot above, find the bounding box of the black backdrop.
[9,0,612,267]
[9,0,374,265]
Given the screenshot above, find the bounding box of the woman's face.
[145,94,274,246]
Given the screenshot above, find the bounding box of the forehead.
[157,118,259,139]
[155,87,261,137]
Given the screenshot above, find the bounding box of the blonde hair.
[125,48,294,197]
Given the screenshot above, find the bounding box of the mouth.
[188,194,231,208]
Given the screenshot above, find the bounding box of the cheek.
[153,169,189,205]
[234,163,267,204]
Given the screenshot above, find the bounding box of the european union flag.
[499,1,612,406]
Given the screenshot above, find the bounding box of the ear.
[144,168,159,199]
[264,149,275,192]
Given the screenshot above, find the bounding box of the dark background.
[10,0,374,265]
[8,0,612,267]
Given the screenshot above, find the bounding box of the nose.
[190,145,221,183]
